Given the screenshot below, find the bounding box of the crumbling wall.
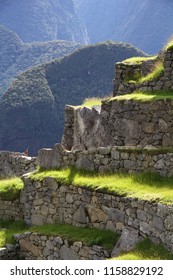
[0,151,37,179]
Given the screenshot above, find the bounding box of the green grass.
[0,220,26,246]
[140,61,164,83]
[0,220,119,250]
[123,60,164,84]
[165,37,173,51]
[73,95,111,108]
[81,97,103,107]
[30,167,173,204]
[112,239,173,260]
[110,90,173,102]
[0,177,24,201]
[122,56,156,64]
[30,224,119,250]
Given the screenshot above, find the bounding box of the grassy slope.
[0,221,119,250]
[113,239,173,260]
[110,90,173,102]
[30,168,173,204]
[0,177,24,201]
[0,221,172,260]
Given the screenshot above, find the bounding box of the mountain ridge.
[0,41,146,155]
[76,0,173,54]
[0,0,89,44]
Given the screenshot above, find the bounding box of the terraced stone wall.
[61,98,173,152]
[14,232,110,260]
[113,49,173,96]
[0,151,37,179]
[0,198,23,220]
[38,144,173,177]
[21,176,173,252]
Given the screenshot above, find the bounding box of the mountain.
[0,41,146,155]
[76,0,173,54]
[0,25,81,95]
[0,0,88,44]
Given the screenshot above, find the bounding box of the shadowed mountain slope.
[0,0,88,44]
[0,25,81,95]
[0,42,146,155]
[76,0,173,54]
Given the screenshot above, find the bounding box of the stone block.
[31,214,44,226]
[111,227,142,257]
[59,246,79,260]
[38,148,53,169]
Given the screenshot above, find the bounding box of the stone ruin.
[2,46,173,259]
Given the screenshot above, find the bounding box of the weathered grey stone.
[75,156,94,171]
[59,246,79,260]
[73,205,88,224]
[19,239,42,257]
[43,247,52,257]
[153,216,164,231]
[40,205,49,216]
[38,148,53,169]
[66,194,74,204]
[111,149,119,160]
[46,240,54,250]
[111,227,142,257]
[107,208,124,223]
[87,205,107,223]
[140,222,153,235]
[165,214,173,231]
[31,215,44,226]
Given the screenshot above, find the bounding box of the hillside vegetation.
[0,25,81,96]
[0,0,88,44]
[0,41,146,155]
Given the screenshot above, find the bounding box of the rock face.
[0,42,145,155]
[111,227,142,257]
[77,0,173,54]
[0,0,88,44]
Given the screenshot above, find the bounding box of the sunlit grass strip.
[140,61,164,83]
[165,37,173,51]
[122,56,156,64]
[112,239,173,260]
[0,220,26,247]
[30,168,173,204]
[110,90,173,102]
[123,60,164,84]
[0,177,24,201]
[30,224,119,250]
[0,220,119,250]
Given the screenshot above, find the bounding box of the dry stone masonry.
[14,232,110,260]
[0,151,37,179]
[20,176,173,252]
[113,50,173,96]
[2,46,173,259]
[0,198,23,221]
[38,144,173,177]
